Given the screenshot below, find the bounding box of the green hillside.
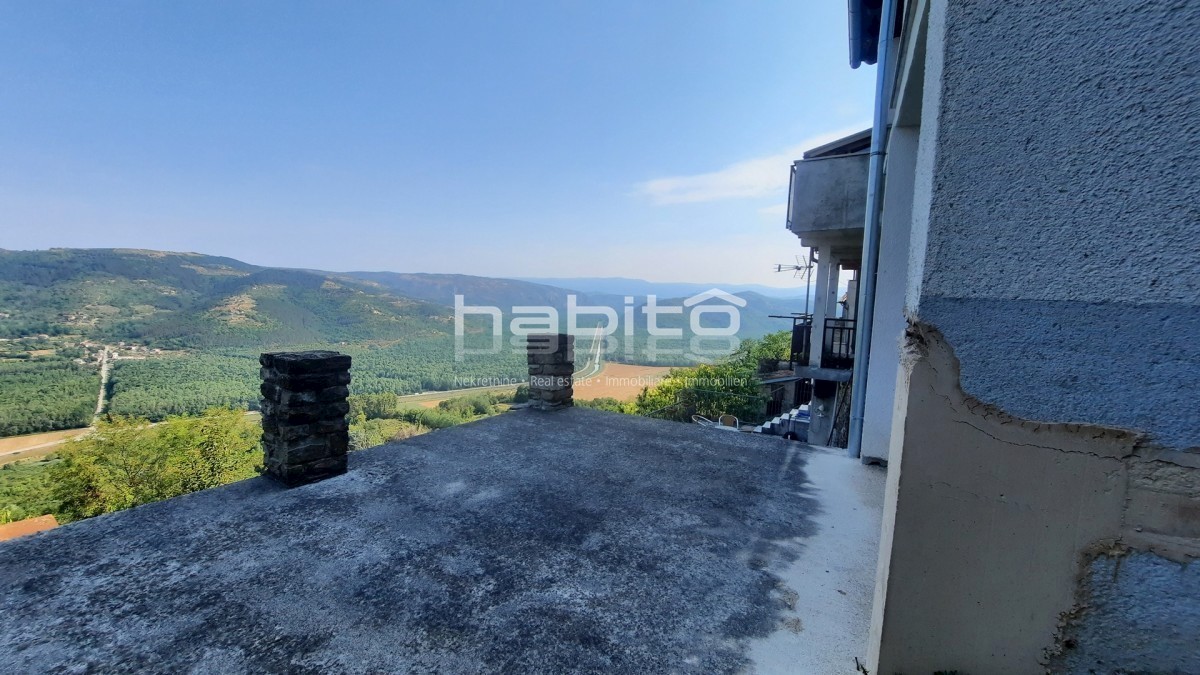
[0,249,528,430]
[0,248,805,433]
[0,248,456,348]
[0,248,255,338]
[344,270,605,310]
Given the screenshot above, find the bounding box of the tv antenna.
[775,251,816,316]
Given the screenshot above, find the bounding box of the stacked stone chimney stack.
[527,333,574,410]
[259,350,352,486]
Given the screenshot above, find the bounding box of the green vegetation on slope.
[0,249,531,432]
[348,418,426,451]
[0,360,96,436]
[0,391,516,525]
[349,390,513,436]
[107,353,261,419]
[49,409,262,522]
[0,249,458,349]
[617,331,791,424]
[344,341,526,394]
[0,457,58,523]
[0,248,799,436]
[105,342,527,422]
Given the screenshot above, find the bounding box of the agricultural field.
[0,428,89,466]
[573,363,672,401]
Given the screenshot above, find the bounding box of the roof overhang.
[848,0,884,68]
[848,0,904,69]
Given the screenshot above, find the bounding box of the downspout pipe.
[847,0,898,459]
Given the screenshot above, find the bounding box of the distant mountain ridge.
[515,276,813,301]
[341,271,625,310]
[0,248,810,346]
[342,272,810,337]
[0,249,448,347]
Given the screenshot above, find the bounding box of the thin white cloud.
[635,126,868,205]
[758,203,788,217]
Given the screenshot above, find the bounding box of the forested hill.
[0,248,809,434]
[0,248,453,348]
[343,272,811,337]
[0,248,810,346]
[343,271,609,310]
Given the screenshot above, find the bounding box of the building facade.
[788,0,1200,670]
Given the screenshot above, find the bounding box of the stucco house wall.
[917,0,1200,452]
[869,0,1200,671]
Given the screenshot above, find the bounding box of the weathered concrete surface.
[1049,551,1200,673]
[749,450,886,673]
[0,408,883,674]
[788,153,869,241]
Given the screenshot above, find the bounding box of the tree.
[625,334,787,424]
[163,408,262,493]
[576,397,627,413]
[49,409,260,522]
[731,330,791,367]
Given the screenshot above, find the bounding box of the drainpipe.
[847,0,898,459]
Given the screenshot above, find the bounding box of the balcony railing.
[821,318,856,370]
[766,396,785,418]
[770,315,855,370]
[770,314,813,365]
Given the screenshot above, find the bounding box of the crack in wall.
[876,318,1200,671]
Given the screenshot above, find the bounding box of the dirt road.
[93,348,110,419]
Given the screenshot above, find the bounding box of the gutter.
[849,0,867,68]
[847,0,899,459]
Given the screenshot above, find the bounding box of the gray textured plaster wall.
[915,0,1200,450]
[874,1,1200,669]
[1049,552,1200,673]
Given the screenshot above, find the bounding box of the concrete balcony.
[786,129,870,257]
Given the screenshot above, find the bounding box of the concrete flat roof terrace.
[0,407,884,674]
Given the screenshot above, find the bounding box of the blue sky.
[0,1,873,286]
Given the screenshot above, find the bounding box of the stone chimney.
[259,350,352,486]
[527,333,574,410]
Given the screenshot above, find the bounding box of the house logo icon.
[681,288,746,337]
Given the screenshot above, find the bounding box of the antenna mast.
[774,250,816,316]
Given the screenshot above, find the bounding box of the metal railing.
[770,313,813,365]
[643,388,769,426]
[766,396,785,418]
[766,375,813,417]
[821,318,856,370]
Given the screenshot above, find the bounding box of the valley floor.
[572,362,671,400]
[1,363,674,461]
[0,429,89,466]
